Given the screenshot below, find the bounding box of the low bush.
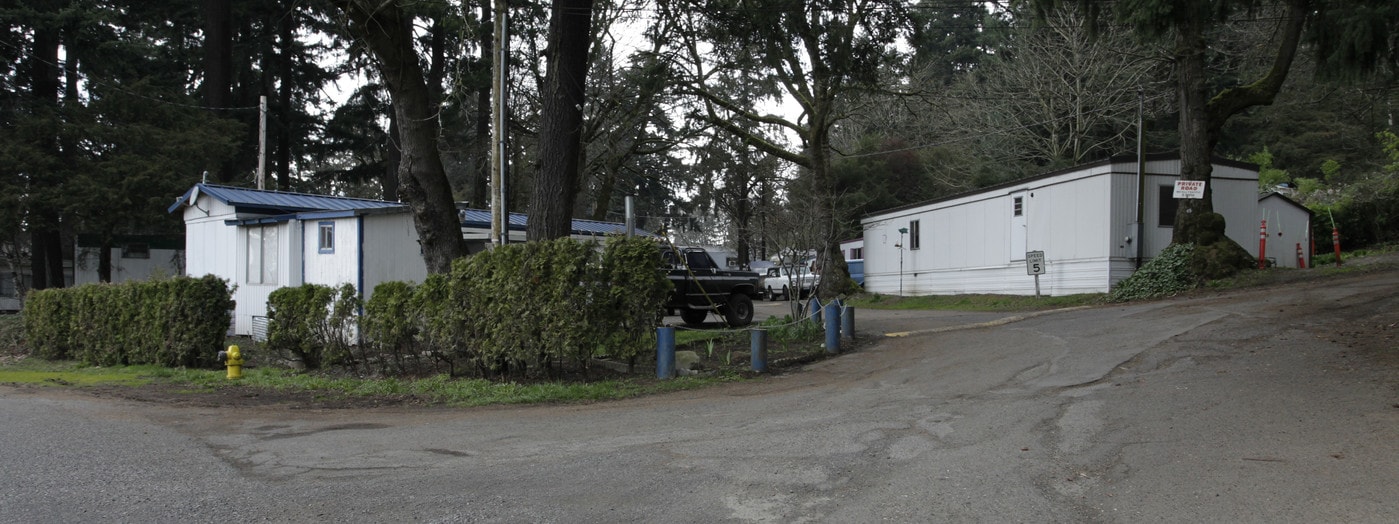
[265,283,357,370]
[22,275,233,367]
[1110,243,1198,302]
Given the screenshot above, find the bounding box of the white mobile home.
[170,184,642,336]
[860,155,1262,296]
[74,235,186,285]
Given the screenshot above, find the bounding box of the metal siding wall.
[183,206,238,280]
[1028,176,1112,261]
[1213,176,1260,250]
[1260,198,1311,268]
[361,214,428,302]
[873,257,1111,295]
[1140,174,1178,259]
[303,217,357,289]
[1109,172,1141,261]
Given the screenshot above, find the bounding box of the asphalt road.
[3,269,1398,523]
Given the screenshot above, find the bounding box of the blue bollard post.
[808,297,823,325]
[657,327,676,379]
[751,329,768,373]
[824,302,840,354]
[841,306,855,340]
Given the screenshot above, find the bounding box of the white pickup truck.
[758,264,817,301]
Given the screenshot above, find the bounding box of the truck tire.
[680,309,709,326]
[724,293,754,327]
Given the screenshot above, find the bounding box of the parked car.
[759,264,817,301]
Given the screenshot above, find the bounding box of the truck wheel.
[724,294,754,327]
[680,309,709,326]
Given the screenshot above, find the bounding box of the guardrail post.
[751,329,768,373]
[841,306,855,340]
[657,327,676,379]
[824,302,840,354]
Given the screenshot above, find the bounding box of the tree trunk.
[98,237,113,283]
[28,24,63,290]
[336,0,467,272]
[1172,17,1215,243]
[202,0,233,109]
[528,0,594,241]
[43,229,64,288]
[29,231,49,291]
[383,109,402,201]
[276,9,295,191]
[472,1,493,208]
[1173,0,1309,244]
[203,0,234,182]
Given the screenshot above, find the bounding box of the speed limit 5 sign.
[1026,251,1046,275]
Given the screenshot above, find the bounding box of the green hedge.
[22,275,234,367]
[354,236,671,377]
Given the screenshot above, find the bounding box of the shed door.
[1010,191,1027,260]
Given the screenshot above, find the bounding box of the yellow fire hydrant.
[218,345,244,380]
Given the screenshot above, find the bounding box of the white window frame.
[318,222,335,254]
[247,224,279,285]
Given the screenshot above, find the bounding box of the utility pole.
[1134,87,1145,269]
[490,0,509,247]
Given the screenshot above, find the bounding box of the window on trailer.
[122,243,150,259]
[910,220,921,250]
[247,225,278,284]
[318,222,335,254]
[1158,186,1178,227]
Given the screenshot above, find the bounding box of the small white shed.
[1257,192,1313,269]
[170,184,642,336]
[860,155,1261,296]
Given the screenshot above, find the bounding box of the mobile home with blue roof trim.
[170,184,644,336]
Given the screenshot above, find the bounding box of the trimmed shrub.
[22,275,233,367]
[267,236,672,378]
[265,284,358,370]
[597,236,672,371]
[362,281,418,374]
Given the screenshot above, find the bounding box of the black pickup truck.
[661,246,761,327]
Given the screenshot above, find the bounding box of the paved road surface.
[3,269,1398,522]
